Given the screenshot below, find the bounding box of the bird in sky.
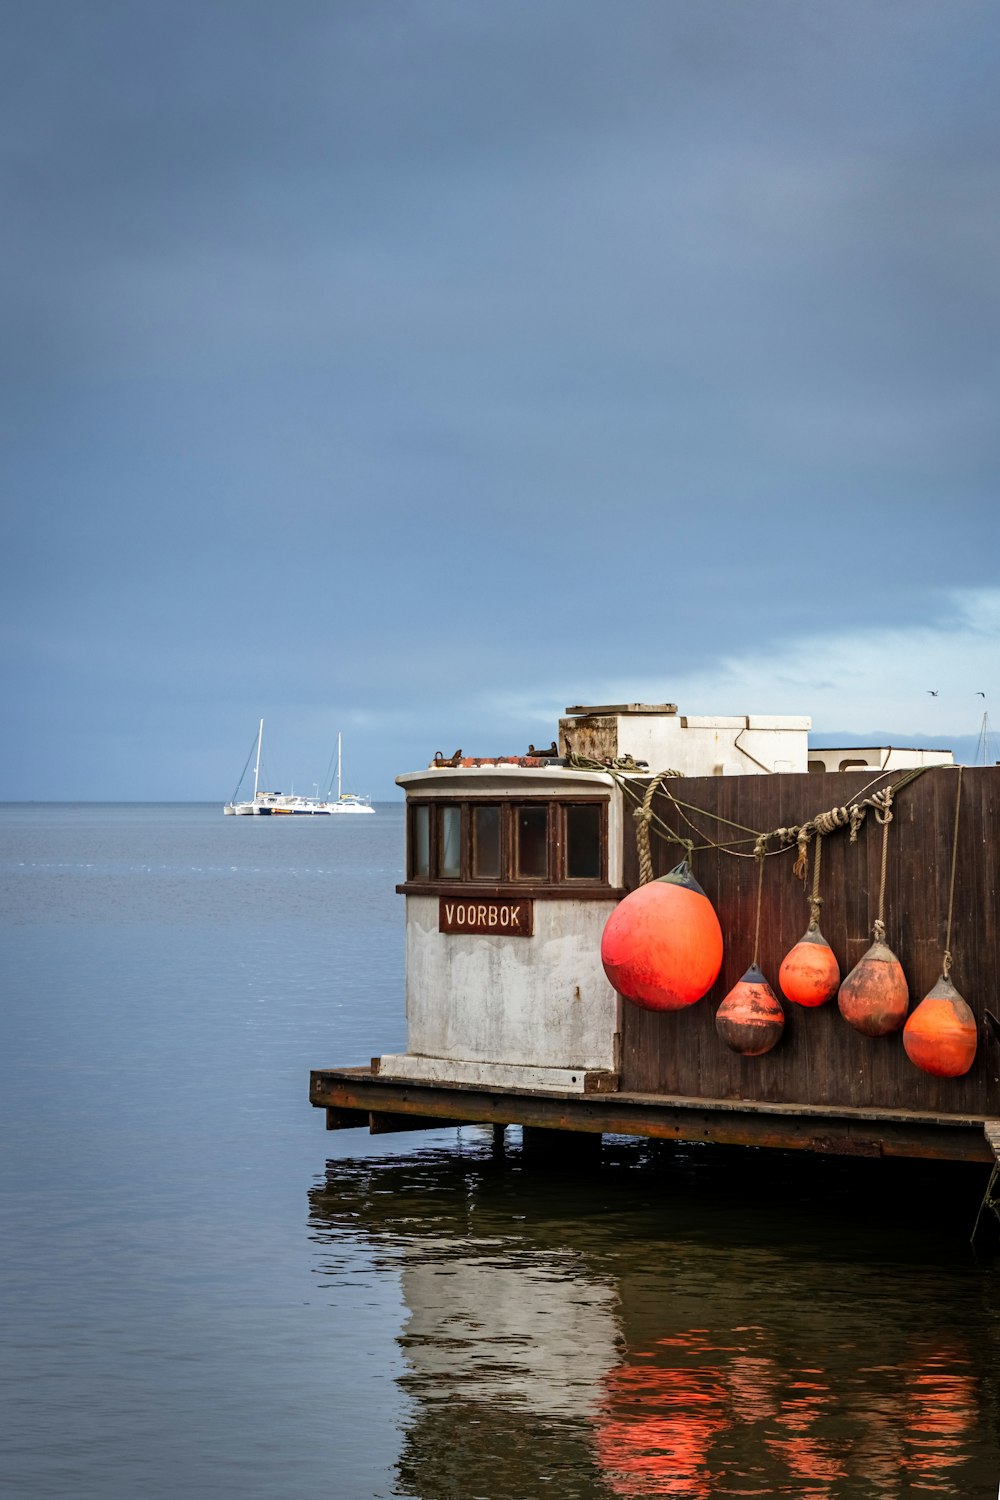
[976,691,986,697]
[927,690,939,696]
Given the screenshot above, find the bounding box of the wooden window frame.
[400,797,619,898]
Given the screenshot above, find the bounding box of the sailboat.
[323,732,375,815]
[224,723,374,815]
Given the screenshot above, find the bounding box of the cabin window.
[515,805,549,880]
[472,804,502,879]
[564,802,602,879]
[402,798,610,891]
[438,805,462,879]
[412,803,431,877]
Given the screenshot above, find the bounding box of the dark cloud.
[3,1,999,795]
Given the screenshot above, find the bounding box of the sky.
[3,1,999,800]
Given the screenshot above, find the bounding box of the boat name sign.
[439,898,533,937]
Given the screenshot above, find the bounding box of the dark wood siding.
[619,766,1000,1114]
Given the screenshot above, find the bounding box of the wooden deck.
[310,1066,993,1163]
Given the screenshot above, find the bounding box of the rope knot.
[873,917,886,943]
[814,806,849,836]
[871,787,895,825]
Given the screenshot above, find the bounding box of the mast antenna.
[975,706,995,766]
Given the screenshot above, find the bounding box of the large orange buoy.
[778,926,840,1008]
[903,974,977,1077]
[838,940,908,1036]
[600,861,723,1011]
[715,964,785,1055]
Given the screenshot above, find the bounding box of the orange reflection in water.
[595,1329,979,1498]
[900,1341,976,1480]
[596,1347,728,1499]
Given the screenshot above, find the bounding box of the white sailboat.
[224,723,374,815]
[324,732,376,814]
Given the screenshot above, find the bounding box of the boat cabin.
[386,758,626,1093]
[314,701,1000,1176]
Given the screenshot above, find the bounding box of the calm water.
[1,803,999,1499]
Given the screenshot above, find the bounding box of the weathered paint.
[375,1054,613,1093]
[311,1069,993,1162]
[404,894,621,1073]
[558,707,812,776]
[778,927,840,1007]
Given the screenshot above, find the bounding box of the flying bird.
[977,691,986,697]
[927,690,938,696]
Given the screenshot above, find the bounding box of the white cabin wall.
[806,746,955,773]
[404,895,620,1071]
[609,713,811,776]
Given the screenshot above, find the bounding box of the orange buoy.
[715,964,785,1055]
[600,861,723,1011]
[903,975,977,1077]
[779,926,840,1008]
[838,940,908,1036]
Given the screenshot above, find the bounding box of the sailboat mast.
[337,732,342,801]
[253,719,263,800]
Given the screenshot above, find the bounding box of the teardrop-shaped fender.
[903,975,978,1077]
[715,964,785,1056]
[838,941,909,1036]
[779,926,840,1008]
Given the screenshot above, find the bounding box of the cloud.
[480,586,1000,744]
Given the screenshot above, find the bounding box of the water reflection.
[309,1135,1000,1500]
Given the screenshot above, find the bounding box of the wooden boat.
[311,702,999,1181]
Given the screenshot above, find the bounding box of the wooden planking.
[619,766,1000,1115]
[310,1068,992,1162]
[368,1111,474,1135]
[325,1106,369,1131]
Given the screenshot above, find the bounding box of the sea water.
[1,803,998,1499]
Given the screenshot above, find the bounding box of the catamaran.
[224,722,374,815]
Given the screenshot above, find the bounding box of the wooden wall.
[619,766,1000,1114]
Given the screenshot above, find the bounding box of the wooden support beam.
[310,1068,992,1163]
[368,1111,473,1135]
[522,1125,603,1159]
[325,1106,369,1131]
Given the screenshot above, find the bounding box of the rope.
[565,753,934,882]
[635,770,689,884]
[751,840,766,967]
[808,834,823,930]
[942,765,964,978]
[773,768,931,881]
[871,784,894,943]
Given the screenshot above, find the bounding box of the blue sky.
[4,1,999,799]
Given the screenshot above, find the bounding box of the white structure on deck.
[559,703,811,776]
[806,745,955,774]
